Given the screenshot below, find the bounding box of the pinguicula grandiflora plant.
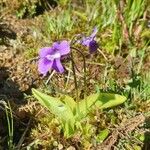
[32,27,127,138]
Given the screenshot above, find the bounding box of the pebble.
[67,146,76,150]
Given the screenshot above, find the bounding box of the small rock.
[67,146,76,150]
[53,141,58,147]
[58,144,63,150]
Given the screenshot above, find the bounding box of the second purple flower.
[80,27,99,53]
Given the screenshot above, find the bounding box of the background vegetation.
[0,0,150,149]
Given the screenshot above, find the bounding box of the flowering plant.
[32,27,126,138]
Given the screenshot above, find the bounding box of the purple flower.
[81,27,98,53]
[38,40,70,76]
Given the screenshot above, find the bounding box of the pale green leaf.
[32,89,71,121]
[32,88,75,137]
[96,93,126,109]
[96,129,110,143]
[75,93,100,120]
[60,95,76,114]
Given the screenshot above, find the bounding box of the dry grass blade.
[15,118,32,150]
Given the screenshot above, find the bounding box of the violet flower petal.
[82,37,91,46]
[52,58,64,73]
[39,47,53,58]
[81,27,98,46]
[53,40,70,56]
[58,40,70,56]
[38,58,53,76]
[90,27,98,38]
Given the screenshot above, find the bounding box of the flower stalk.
[71,46,87,98]
[70,50,79,101]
